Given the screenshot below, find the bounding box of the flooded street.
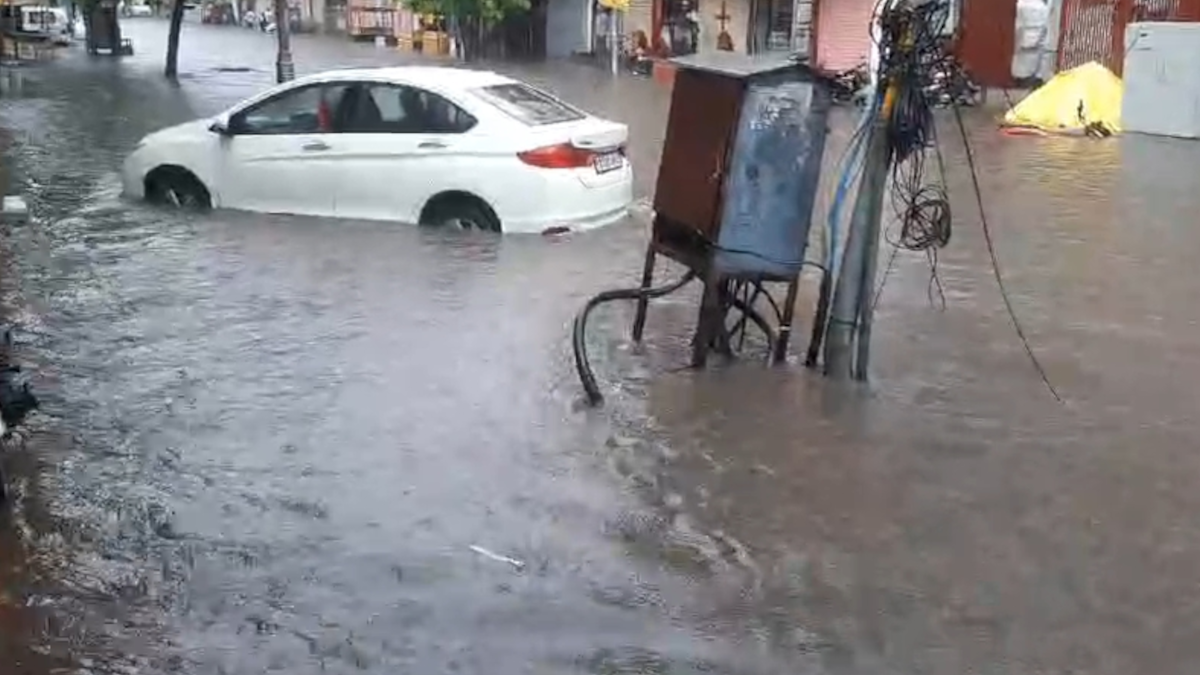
[2,18,1200,674]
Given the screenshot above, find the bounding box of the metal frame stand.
[631,226,802,368]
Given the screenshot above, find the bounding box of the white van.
[18,6,72,45]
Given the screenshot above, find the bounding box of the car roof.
[296,66,517,92]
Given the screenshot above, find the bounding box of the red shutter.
[957,0,1017,88]
[815,0,874,71]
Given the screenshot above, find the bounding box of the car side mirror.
[209,116,233,136]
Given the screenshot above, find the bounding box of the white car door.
[330,83,480,224]
[218,82,352,217]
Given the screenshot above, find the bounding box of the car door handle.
[418,141,447,149]
[302,141,331,151]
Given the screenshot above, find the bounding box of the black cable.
[861,1,1060,401]
[573,271,697,407]
[949,102,1063,403]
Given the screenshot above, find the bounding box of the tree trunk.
[461,16,484,61]
[449,15,462,59]
[274,0,294,82]
[164,0,185,78]
[458,15,477,61]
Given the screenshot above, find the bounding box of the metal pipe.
[822,113,889,379]
[804,267,833,368]
[852,133,891,381]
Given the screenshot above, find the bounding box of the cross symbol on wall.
[715,0,734,50]
[715,0,731,30]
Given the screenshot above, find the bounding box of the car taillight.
[517,143,595,169]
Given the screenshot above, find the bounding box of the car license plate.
[593,151,622,174]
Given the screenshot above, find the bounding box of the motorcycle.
[923,56,982,108]
[829,63,870,107]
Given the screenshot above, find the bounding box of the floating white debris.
[469,545,525,570]
[2,196,28,221]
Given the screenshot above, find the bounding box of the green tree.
[404,0,529,61]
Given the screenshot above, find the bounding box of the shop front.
[638,0,812,58]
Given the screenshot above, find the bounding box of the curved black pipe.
[573,271,698,406]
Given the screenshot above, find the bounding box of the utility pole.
[274,0,294,83]
[822,108,891,381]
[608,10,620,75]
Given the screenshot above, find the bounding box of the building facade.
[811,0,873,70]
[619,0,878,68]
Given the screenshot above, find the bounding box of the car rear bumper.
[497,165,634,234]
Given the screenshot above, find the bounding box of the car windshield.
[471,83,586,126]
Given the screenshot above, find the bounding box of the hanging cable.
[950,103,1063,402]
[861,0,1062,401]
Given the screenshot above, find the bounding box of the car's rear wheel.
[146,168,211,210]
[419,195,501,233]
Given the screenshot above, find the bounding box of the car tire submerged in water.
[146,168,211,210]
[419,195,501,232]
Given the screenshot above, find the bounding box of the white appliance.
[1121,22,1200,140]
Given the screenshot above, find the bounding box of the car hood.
[140,118,215,146]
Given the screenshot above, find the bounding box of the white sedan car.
[122,67,634,233]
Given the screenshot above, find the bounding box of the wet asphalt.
[2,16,1200,675]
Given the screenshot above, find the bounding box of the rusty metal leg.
[773,276,801,364]
[690,273,721,368]
[631,242,657,343]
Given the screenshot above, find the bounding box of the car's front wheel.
[146,168,211,210]
[418,194,501,232]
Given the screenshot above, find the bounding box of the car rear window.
[472,83,586,126]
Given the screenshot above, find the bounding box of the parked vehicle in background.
[119,1,154,17]
[122,67,634,234]
[12,5,72,44]
[46,7,72,44]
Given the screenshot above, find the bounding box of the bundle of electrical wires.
[877,0,950,163]
[866,0,1061,399]
[826,0,953,273]
[874,0,955,305]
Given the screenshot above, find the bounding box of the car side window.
[230,83,352,135]
[355,84,478,134]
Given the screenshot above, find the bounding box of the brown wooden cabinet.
[652,64,743,243]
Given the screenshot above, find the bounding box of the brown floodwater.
[0,18,1198,674]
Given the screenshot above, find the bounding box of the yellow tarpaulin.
[1002,61,1124,135]
[598,0,629,10]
